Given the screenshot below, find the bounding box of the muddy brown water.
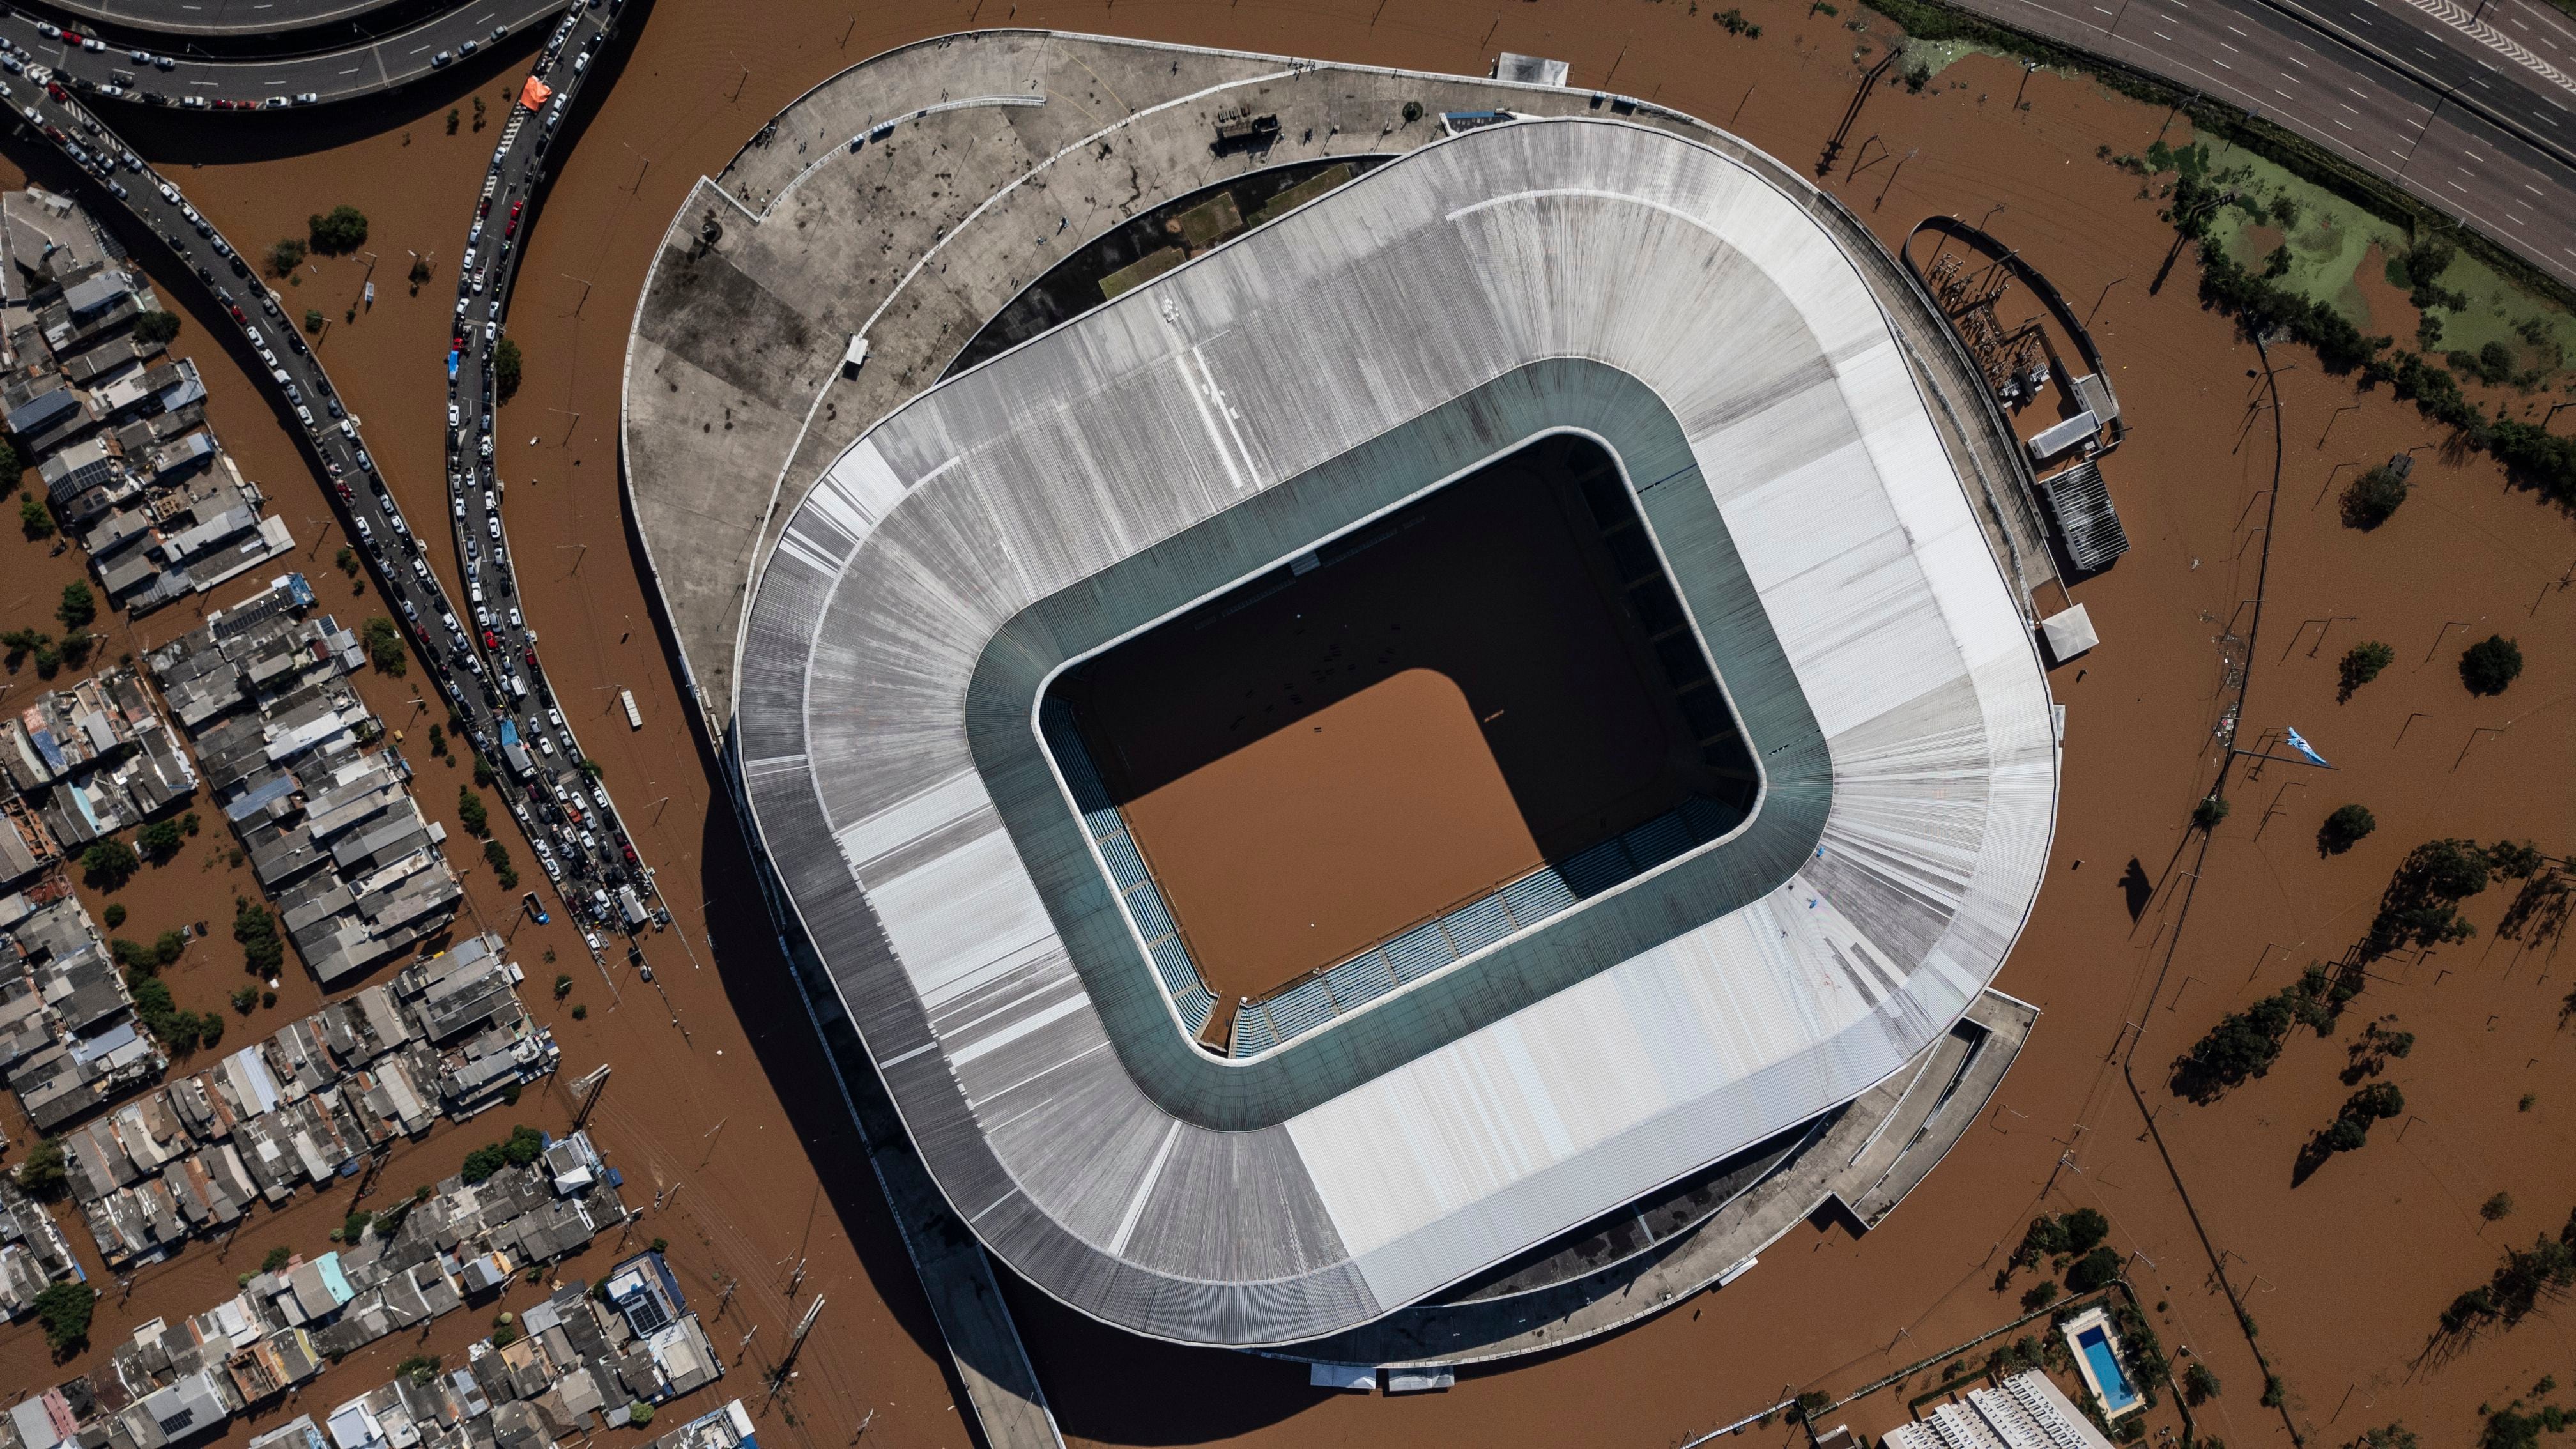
[0,3,2564,1448]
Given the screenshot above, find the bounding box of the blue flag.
[2284,725,2331,768]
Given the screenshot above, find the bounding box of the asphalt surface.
[0,0,568,105]
[6,15,659,964]
[1951,0,2576,285]
[20,0,408,45]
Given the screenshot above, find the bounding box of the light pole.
[2085,276,2126,328]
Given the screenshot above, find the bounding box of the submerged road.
[1946,0,2576,286]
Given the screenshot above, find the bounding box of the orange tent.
[518,75,552,111]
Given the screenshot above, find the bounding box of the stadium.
[628,37,2059,1365]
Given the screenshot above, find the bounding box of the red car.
[510,200,523,219]
[521,647,537,668]
[482,629,499,649]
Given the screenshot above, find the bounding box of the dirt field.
[1062,433,1722,997]
[0,2,2563,1448]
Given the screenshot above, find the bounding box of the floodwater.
[0,1,2564,1447]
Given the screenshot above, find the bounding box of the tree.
[15,1137,67,1197]
[2482,1191,2517,1223]
[137,818,184,862]
[19,492,52,538]
[260,1245,292,1273]
[231,985,259,1015]
[2340,464,2409,530]
[32,1282,93,1356]
[2319,804,2376,855]
[303,307,325,335]
[458,785,488,836]
[2193,794,2230,831]
[57,581,95,632]
[234,899,284,977]
[2066,1245,2123,1292]
[133,310,181,346]
[266,238,308,276]
[2062,1207,2110,1254]
[335,546,358,576]
[82,838,139,889]
[2184,1362,2222,1404]
[492,336,523,402]
[2337,640,2395,702]
[627,1404,655,1429]
[362,616,406,675]
[485,838,519,889]
[307,205,370,254]
[553,972,572,1000]
[2460,635,2524,696]
[102,903,125,929]
[2020,1280,2060,1312]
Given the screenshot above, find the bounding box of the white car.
[507,607,521,627]
[157,181,176,204]
[411,558,430,581]
[590,785,608,809]
[482,489,495,509]
[479,435,493,458]
[447,402,459,427]
[487,516,501,540]
[546,707,563,728]
[452,496,465,519]
[536,733,556,757]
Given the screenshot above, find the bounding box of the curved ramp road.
[0,0,571,107]
[8,65,659,964]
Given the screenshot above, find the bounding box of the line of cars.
[11,68,657,959]
[437,0,645,939]
[0,0,572,110]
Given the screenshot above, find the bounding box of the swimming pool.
[2077,1326,2140,1412]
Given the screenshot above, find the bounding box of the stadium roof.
[733,118,2058,1346]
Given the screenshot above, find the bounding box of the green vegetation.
[267,238,309,276]
[458,785,488,836]
[14,1137,67,1197]
[137,818,184,862]
[1400,100,1423,125]
[2020,1280,2060,1312]
[57,581,94,632]
[2439,1206,2576,1342]
[570,1004,588,1020]
[307,205,370,255]
[2460,635,2524,696]
[2484,1192,2518,1224]
[2319,804,2377,856]
[129,972,223,1054]
[304,308,325,335]
[2175,964,2345,1100]
[102,903,125,929]
[396,1354,442,1385]
[627,1403,656,1429]
[2065,1245,2122,1292]
[336,546,358,576]
[553,972,572,1000]
[1713,7,1762,35]
[33,1281,93,1356]
[231,985,260,1015]
[344,1210,374,1240]
[362,616,406,675]
[460,1124,545,1184]
[2337,640,2394,702]
[17,491,51,538]
[2184,1362,2222,1405]
[2340,464,2409,530]
[133,310,181,346]
[2301,1082,2404,1177]
[82,838,139,890]
[261,1245,292,1273]
[2193,794,2230,831]
[2480,1400,2573,1449]
[235,898,284,977]
[484,837,519,890]
[2365,839,2509,957]
[2018,1206,2110,1262]
[493,336,524,402]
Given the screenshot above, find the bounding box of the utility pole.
[567,1063,610,1132]
[763,1296,825,1409]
